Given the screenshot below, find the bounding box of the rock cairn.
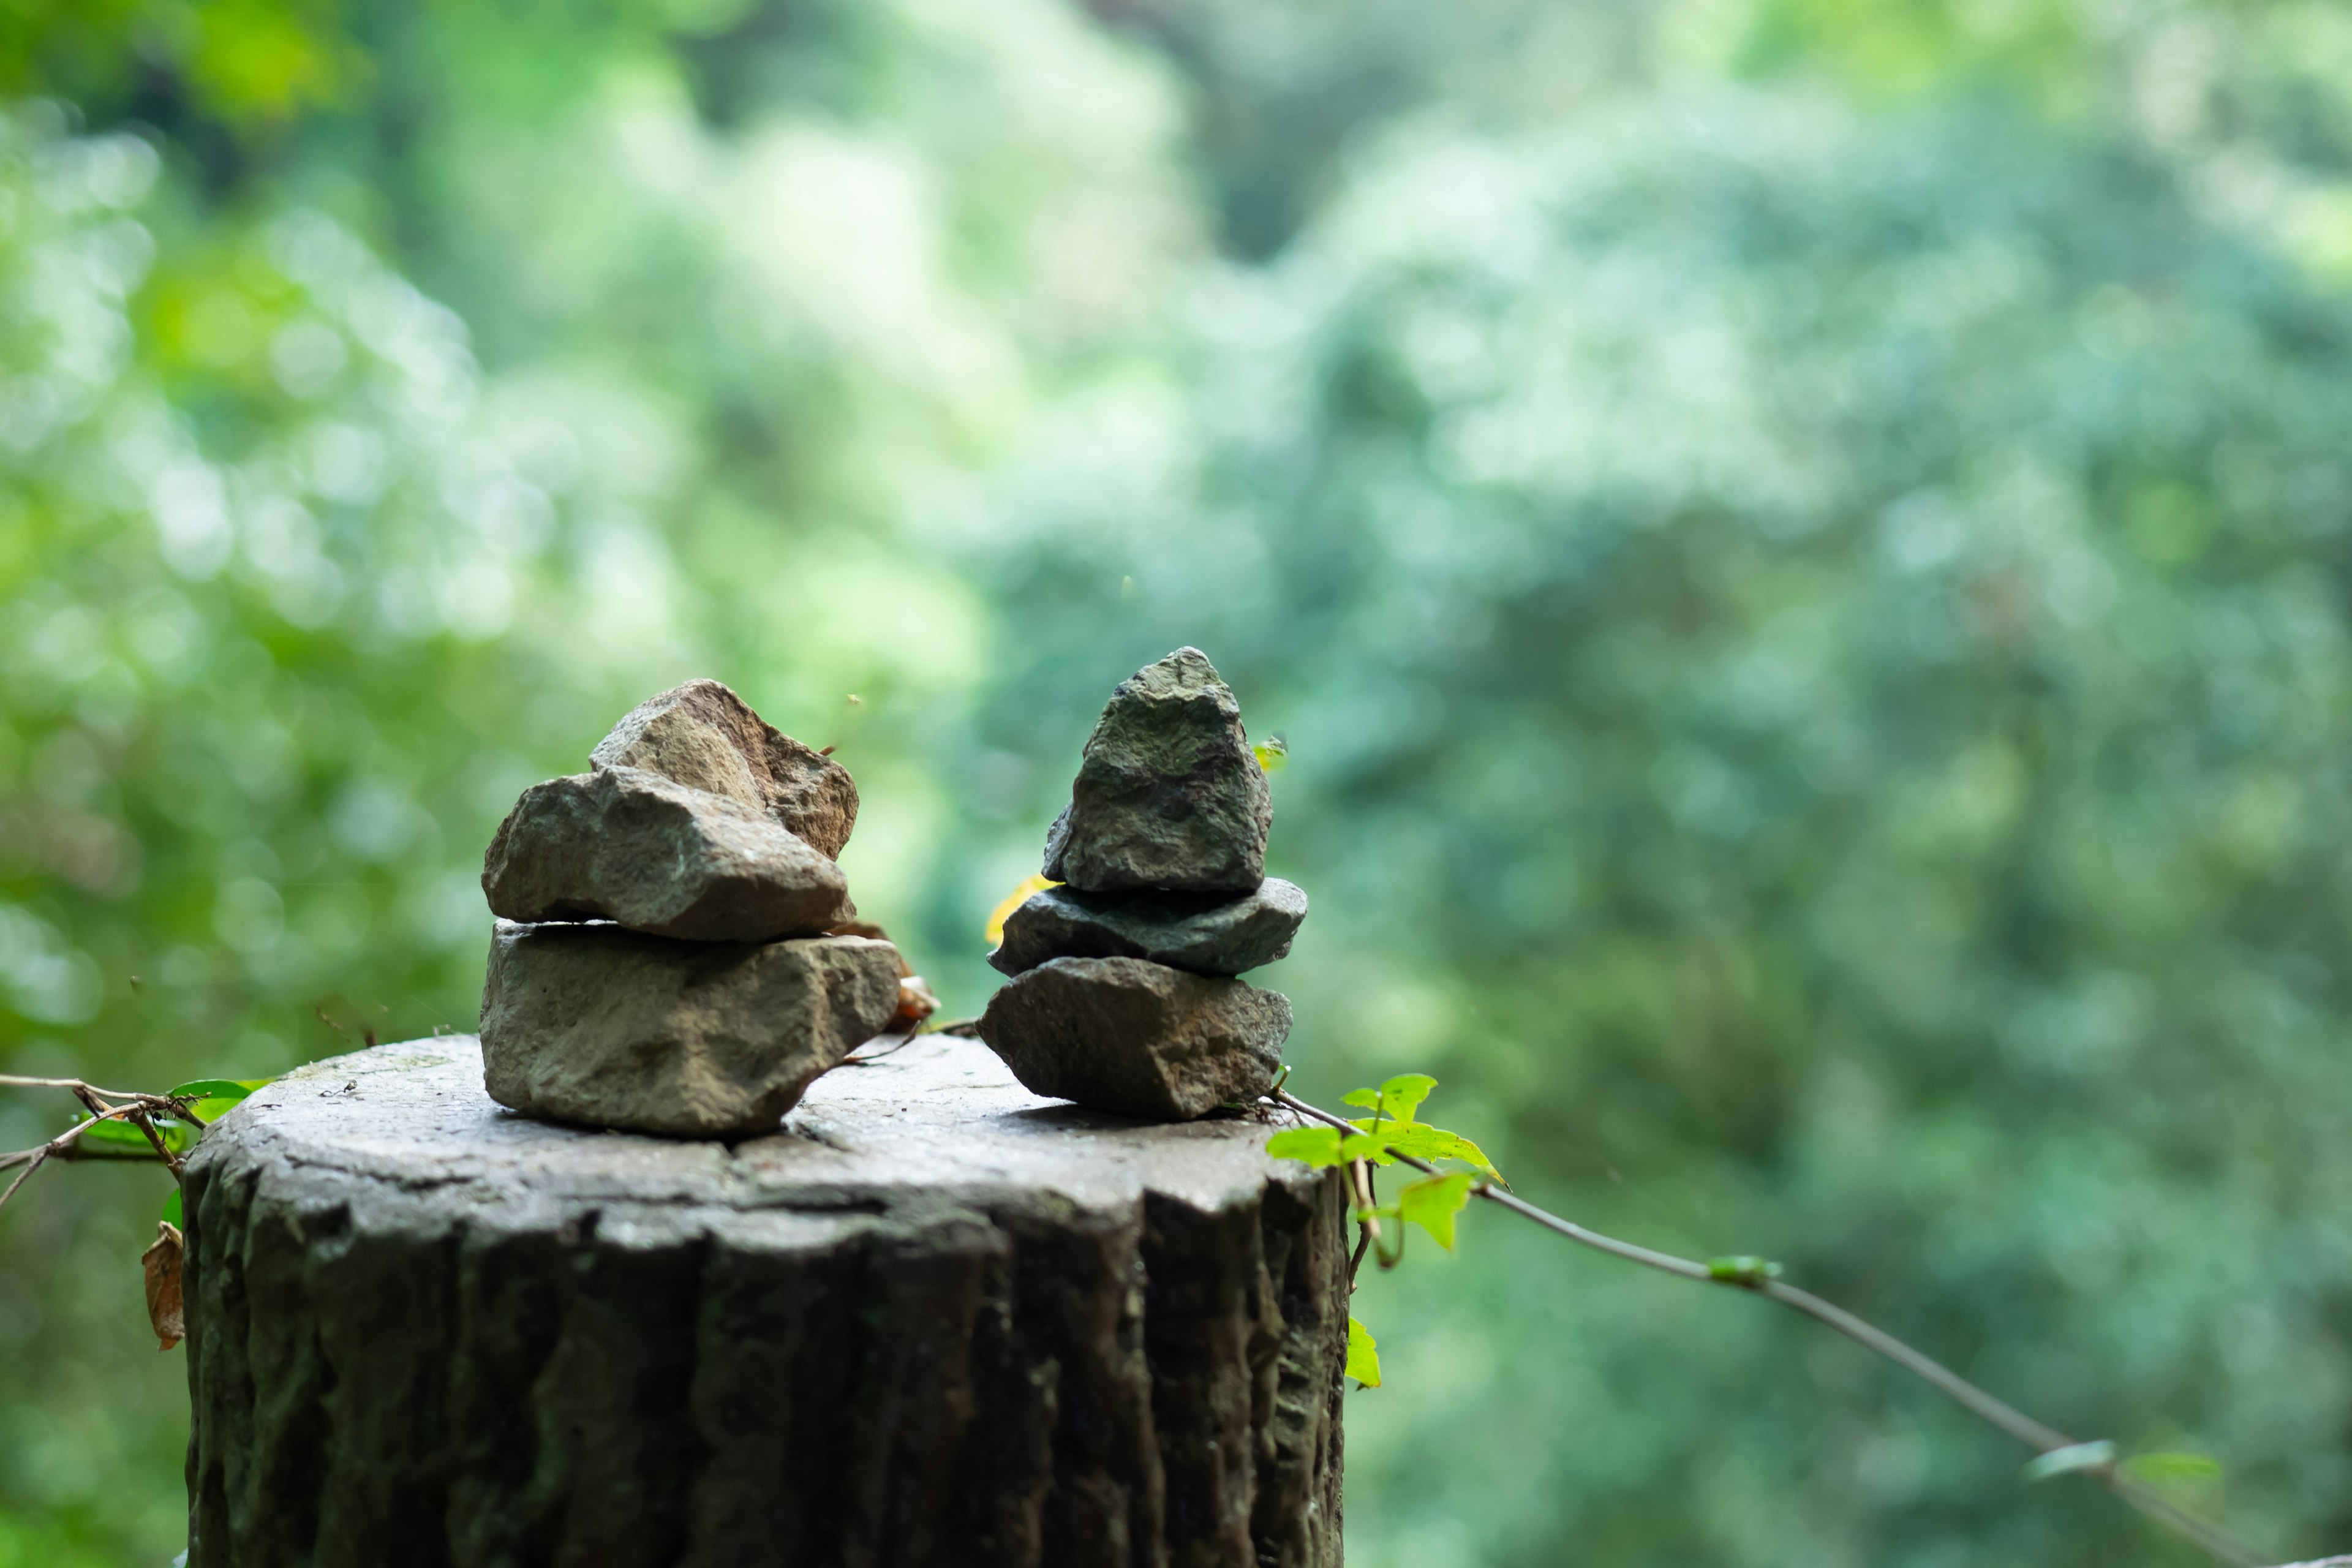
[979,648,1307,1120]
[478,680,908,1138]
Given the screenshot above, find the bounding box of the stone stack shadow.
[979,648,1307,1120]
[478,680,908,1137]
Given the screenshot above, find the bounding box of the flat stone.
[482,766,852,941]
[480,922,903,1137]
[990,878,1308,978]
[977,955,1290,1121]
[1042,648,1272,894]
[592,678,858,858]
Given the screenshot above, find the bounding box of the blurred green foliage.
[8,1,2352,1564]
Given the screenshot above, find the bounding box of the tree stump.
[180,1033,1348,1568]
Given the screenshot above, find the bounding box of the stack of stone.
[979,648,1307,1121]
[477,680,906,1139]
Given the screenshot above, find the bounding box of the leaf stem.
[1272,1088,2271,1568]
[0,1081,187,1218]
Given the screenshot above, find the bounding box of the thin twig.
[842,1031,921,1065]
[1348,1158,1384,1264]
[126,1108,185,1177]
[1272,1088,2269,1568]
[0,1148,48,1210]
[0,1073,154,1100]
[0,1080,190,1218]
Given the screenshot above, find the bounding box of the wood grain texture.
[181,1033,1347,1568]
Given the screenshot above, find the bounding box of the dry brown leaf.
[897,974,941,1025]
[143,1219,184,1351]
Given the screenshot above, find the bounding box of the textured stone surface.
[1042,648,1272,894]
[483,767,853,941]
[990,878,1308,978]
[480,923,902,1137]
[593,678,859,858]
[181,1034,1346,1568]
[978,956,1291,1121]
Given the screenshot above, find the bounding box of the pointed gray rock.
[1042,647,1271,894]
[483,766,853,941]
[977,955,1289,1120]
[480,922,902,1137]
[593,678,858,858]
[989,878,1307,978]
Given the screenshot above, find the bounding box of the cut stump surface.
[181,1033,1348,1568]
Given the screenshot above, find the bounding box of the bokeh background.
[7,1,2352,1563]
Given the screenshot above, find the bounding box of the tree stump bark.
[180,1033,1348,1568]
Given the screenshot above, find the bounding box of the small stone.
[1042,647,1272,894]
[592,678,858,858]
[483,766,853,941]
[480,922,902,1137]
[976,956,1290,1121]
[989,878,1308,978]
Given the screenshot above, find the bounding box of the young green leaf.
[2024,1440,2116,1482]
[2120,1452,2222,1483]
[1251,734,1287,773]
[1265,1126,1384,1168]
[1267,1126,1344,1166]
[1340,1088,1380,1111]
[1373,1073,1438,1126]
[1349,1119,1504,1180]
[1706,1256,1783,1287]
[1346,1316,1381,1388]
[161,1187,183,1229]
[1395,1172,1474,1251]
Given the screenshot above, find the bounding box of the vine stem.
[0,1079,194,1216]
[1271,1088,2275,1568]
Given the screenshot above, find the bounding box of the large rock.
[978,955,1290,1120]
[482,766,853,942]
[990,878,1308,978]
[1042,648,1272,894]
[592,678,859,858]
[480,922,902,1137]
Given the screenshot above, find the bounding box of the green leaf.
[1350,1120,1503,1180]
[1706,1256,1782,1287]
[74,1117,194,1159]
[161,1187,183,1229]
[1395,1172,1474,1251]
[1373,1073,1438,1125]
[1252,734,1287,772]
[1265,1127,1384,1168]
[1340,1088,1380,1110]
[1266,1127,1343,1165]
[165,1078,267,1103]
[1346,1316,1381,1387]
[2024,1440,2116,1482]
[2120,1452,2222,1483]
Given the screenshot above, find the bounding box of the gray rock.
[990,878,1308,978]
[592,678,858,858]
[480,922,902,1137]
[978,955,1290,1121]
[1042,647,1272,894]
[483,766,853,941]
